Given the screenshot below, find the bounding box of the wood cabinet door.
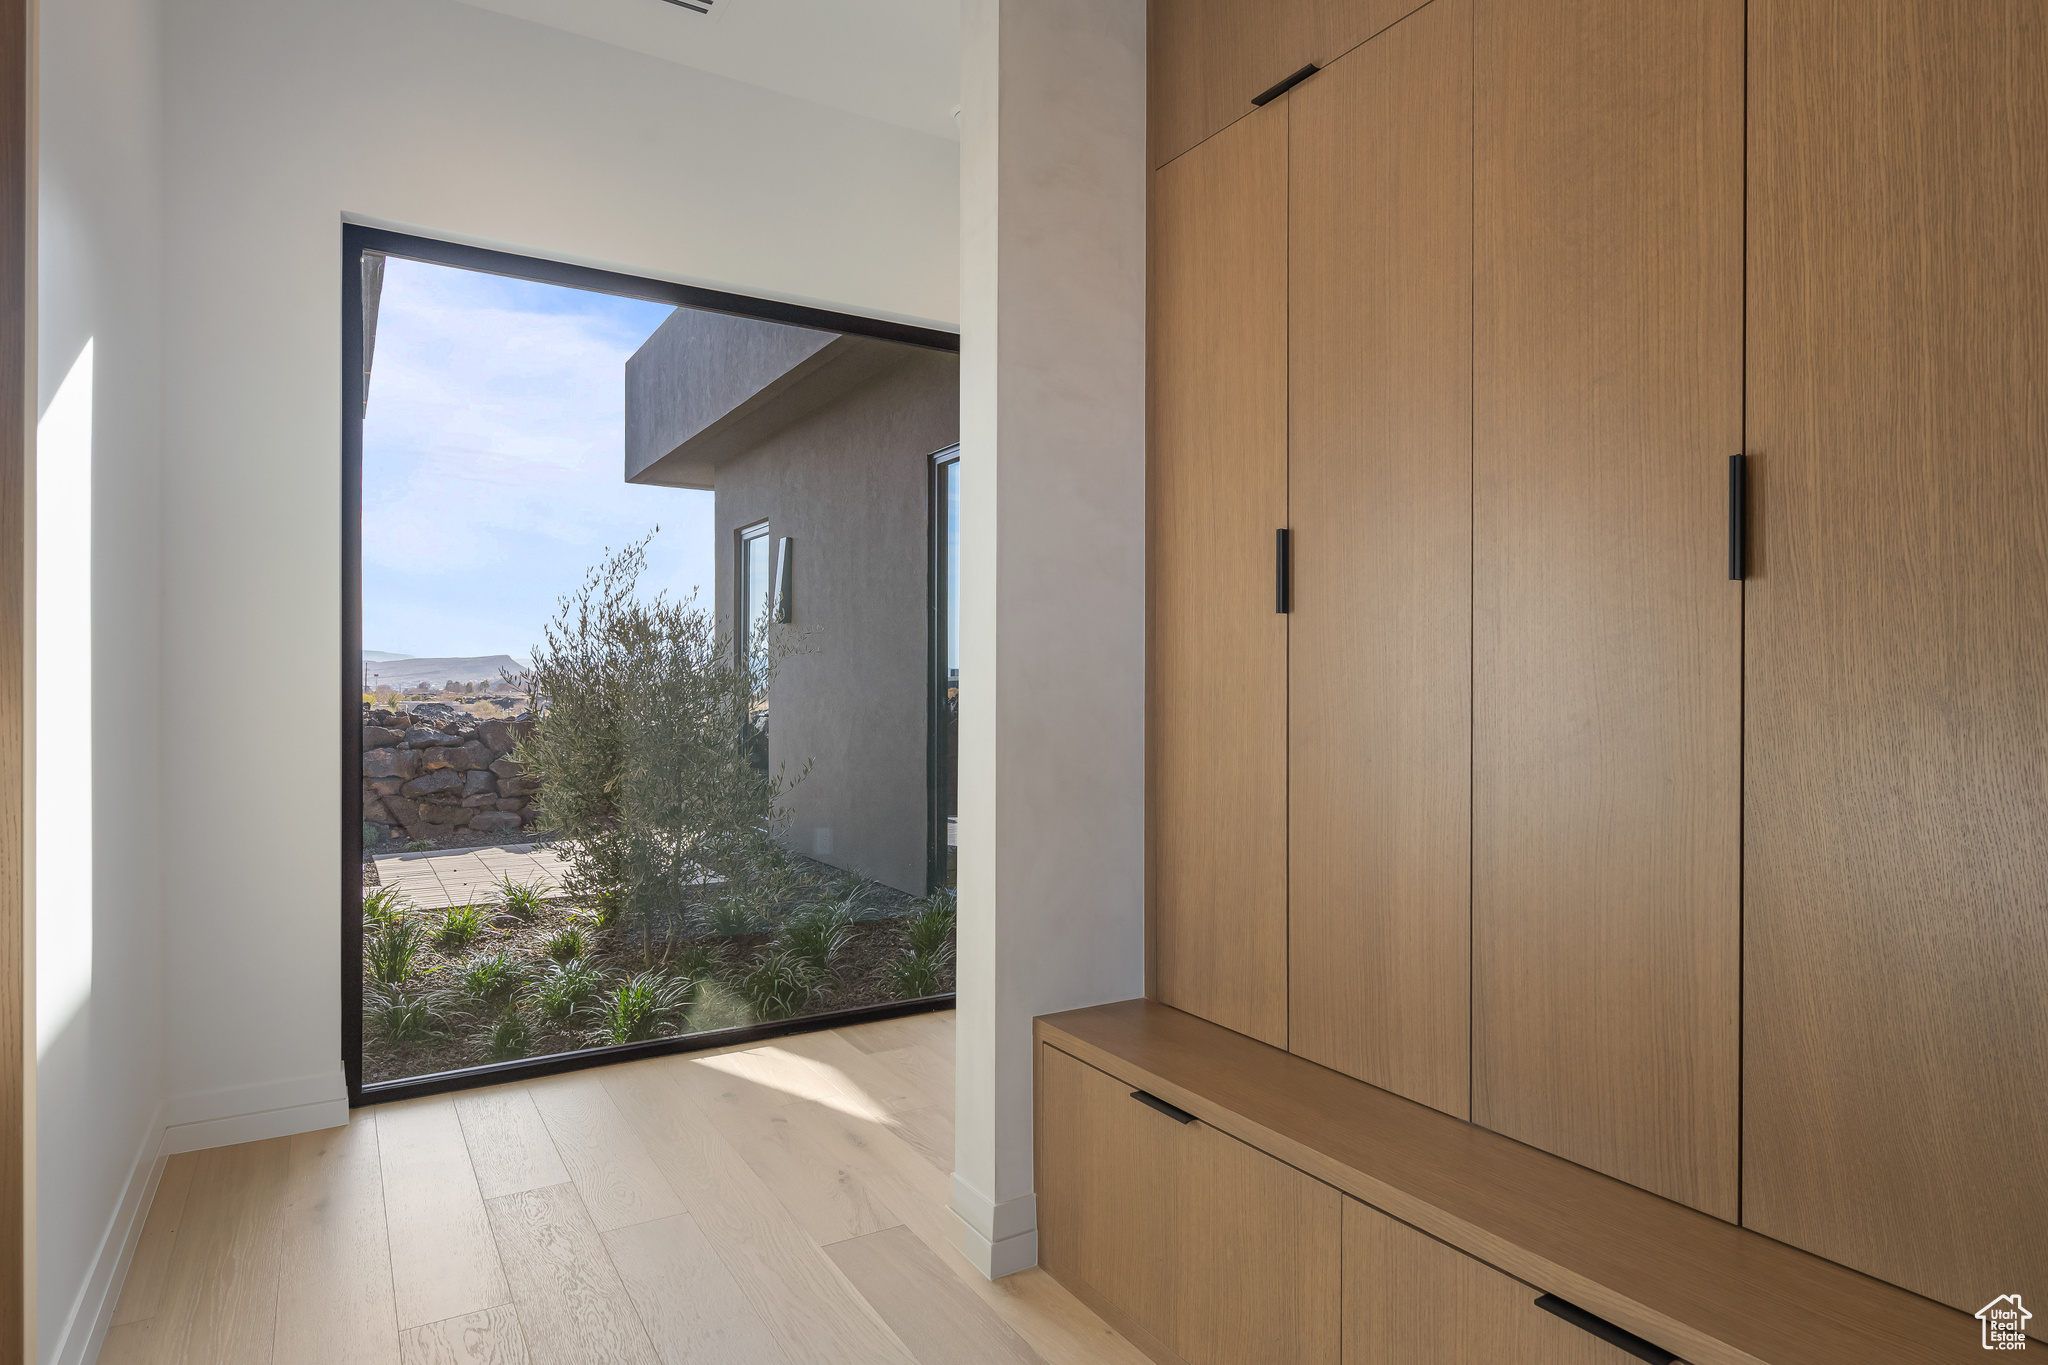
[1151,100,1290,1047]
[1470,0,1744,1218]
[1150,0,1319,170]
[1744,0,2048,1320]
[1344,1198,1668,1363]
[1038,1046,1342,1365]
[1287,0,1471,1118]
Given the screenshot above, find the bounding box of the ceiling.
[452,0,962,141]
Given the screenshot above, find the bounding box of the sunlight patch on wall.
[37,339,94,1059]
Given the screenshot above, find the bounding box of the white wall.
[36,0,169,1360]
[951,0,1149,1279]
[152,0,957,1137]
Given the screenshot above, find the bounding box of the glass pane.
[358,255,957,1089]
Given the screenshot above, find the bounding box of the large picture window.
[345,227,961,1101]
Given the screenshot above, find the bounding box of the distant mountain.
[362,650,415,663]
[362,654,527,691]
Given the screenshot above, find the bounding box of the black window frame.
[927,445,961,894]
[343,224,959,1106]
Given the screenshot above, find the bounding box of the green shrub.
[780,902,855,980]
[527,958,606,1024]
[670,944,716,981]
[364,915,429,984]
[404,839,436,852]
[543,922,589,962]
[886,947,952,1001]
[483,1011,536,1062]
[738,946,820,1021]
[363,822,383,847]
[457,949,525,1009]
[905,891,957,958]
[436,903,485,950]
[495,875,549,919]
[593,970,695,1044]
[362,883,411,929]
[365,985,450,1043]
[705,895,760,937]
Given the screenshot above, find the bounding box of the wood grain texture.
[826,1226,1047,1365]
[112,1152,200,1325]
[1286,0,1472,1118]
[455,1086,571,1200]
[1148,0,1311,169]
[142,1138,291,1365]
[604,1213,792,1365]
[527,1072,685,1233]
[1149,100,1290,1047]
[1743,0,2048,1323]
[400,1306,531,1365]
[1039,1000,1982,1365]
[1037,1043,1340,1365]
[1345,1197,1647,1363]
[597,1060,917,1365]
[699,1082,904,1247]
[483,1183,661,1365]
[377,1097,511,1330]
[275,1119,401,1365]
[882,1104,952,1176]
[1471,0,1744,1217]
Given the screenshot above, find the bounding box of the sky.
[361,256,715,662]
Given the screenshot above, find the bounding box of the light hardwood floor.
[97,1011,1150,1365]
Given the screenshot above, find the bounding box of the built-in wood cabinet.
[1148,100,1290,1048]
[1469,0,1744,1219]
[1742,0,2048,1316]
[1037,1044,1341,1365]
[1287,0,1471,1119]
[1345,1199,1658,1364]
[1149,0,1441,170]
[1137,0,2045,1338]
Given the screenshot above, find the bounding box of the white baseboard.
[948,1174,1038,1279]
[161,1069,349,1154]
[46,1102,166,1365]
[45,1069,349,1365]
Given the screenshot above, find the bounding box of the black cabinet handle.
[1129,1090,1198,1125]
[1251,63,1320,107]
[1729,453,1747,580]
[1534,1295,1678,1364]
[1276,528,1292,614]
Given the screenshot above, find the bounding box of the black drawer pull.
[1534,1295,1677,1364]
[1129,1090,1197,1125]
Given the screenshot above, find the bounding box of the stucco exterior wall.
[713,348,959,894]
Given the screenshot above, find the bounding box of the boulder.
[402,770,464,799]
[461,770,497,798]
[422,740,492,774]
[380,795,432,838]
[469,811,522,834]
[462,792,503,808]
[488,756,523,780]
[517,805,540,827]
[363,726,404,749]
[363,747,419,780]
[402,727,458,747]
[498,776,542,797]
[363,797,394,824]
[419,802,473,828]
[495,798,527,813]
[477,719,516,754]
[366,776,405,797]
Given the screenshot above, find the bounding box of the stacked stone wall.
[361,707,540,842]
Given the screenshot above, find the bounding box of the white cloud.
[362,257,716,659]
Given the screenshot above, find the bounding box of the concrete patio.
[370,842,571,911]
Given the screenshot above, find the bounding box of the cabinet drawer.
[1038,1044,1341,1365]
[1345,1198,1679,1363]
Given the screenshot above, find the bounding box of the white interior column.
[951,0,1148,1280]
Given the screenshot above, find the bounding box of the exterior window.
[930,448,961,890]
[738,520,772,772]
